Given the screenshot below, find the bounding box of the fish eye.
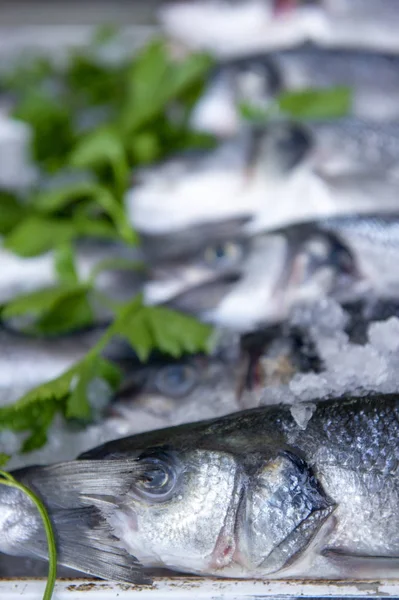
[204,241,243,269]
[135,453,177,500]
[155,364,198,398]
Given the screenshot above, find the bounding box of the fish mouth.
[208,496,335,576]
[261,503,336,576]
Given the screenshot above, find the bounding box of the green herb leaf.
[54,243,79,285]
[2,283,94,335]
[0,454,10,467]
[130,132,160,164]
[277,86,352,120]
[0,190,28,235]
[33,181,97,214]
[4,216,76,257]
[66,360,95,419]
[66,356,122,419]
[66,51,125,107]
[91,23,119,47]
[123,39,213,133]
[13,92,75,172]
[1,55,54,94]
[238,102,270,122]
[70,127,129,194]
[35,286,94,335]
[111,295,212,361]
[22,401,59,453]
[2,286,77,320]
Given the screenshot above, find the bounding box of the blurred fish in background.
[160,0,399,56]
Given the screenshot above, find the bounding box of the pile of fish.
[1,0,399,585]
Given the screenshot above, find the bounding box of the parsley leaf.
[110,295,213,361]
[0,293,212,451]
[278,86,352,120]
[122,39,213,133]
[54,243,79,285]
[0,190,28,235]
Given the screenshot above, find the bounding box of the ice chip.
[368,317,399,353]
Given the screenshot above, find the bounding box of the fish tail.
[0,461,149,584]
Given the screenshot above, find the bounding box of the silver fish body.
[129,120,399,238]
[317,0,399,54]
[2,394,398,581]
[314,214,399,303]
[160,0,399,57]
[284,118,399,176]
[192,44,399,136]
[141,214,399,332]
[269,45,399,121]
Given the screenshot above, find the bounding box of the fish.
[1,393,398,582]
[160,0,399,57]
[315,0,399,54]
[108,343,244,433]
[192,45,399,138]
[158,0,313,58]
[141,213,399,332]
[128,123,399,237]
[264,45,399,122]
[300,118,399,176]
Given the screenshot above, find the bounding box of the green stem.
[0,470,57,600]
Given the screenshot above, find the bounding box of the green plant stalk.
[0,470,57,600]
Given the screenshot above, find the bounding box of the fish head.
[112,446,241,573]
[249,122,314,178]
[142,219,251,307]
[107,441,334,576]
[110,335,245,425]
[144,226,354,332]
[227,55,282,111]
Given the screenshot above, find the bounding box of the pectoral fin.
[323,548,399,578]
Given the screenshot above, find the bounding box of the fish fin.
[323,548,399,578]
[27,506,150,584]
[11,461,151,584]
[13,459,143,509]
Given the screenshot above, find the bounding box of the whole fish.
[266,45,399,122]
[2,394,398,582]
[159,0,313,57]
[108,345,244,434]
[141,214,399,332]
[193,45,399,137]
[128,124,399,237]
[160,0,399,57]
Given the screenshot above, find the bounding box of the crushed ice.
[2,299,399,469]
[260,298,399,406]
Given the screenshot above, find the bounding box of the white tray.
[1,578,399,599]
